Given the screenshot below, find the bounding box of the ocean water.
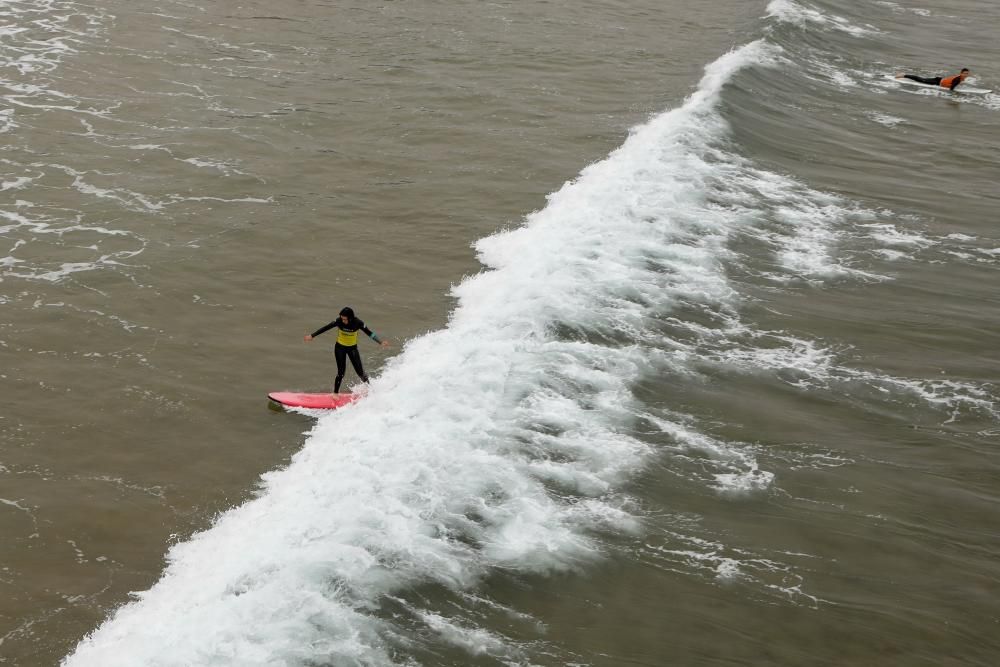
[2,0,1000,665]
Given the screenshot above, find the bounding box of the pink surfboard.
[268,391,361,411]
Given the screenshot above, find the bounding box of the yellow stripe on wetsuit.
[337,328,360,346]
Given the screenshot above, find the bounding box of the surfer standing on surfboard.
[304,307,390,393]
[896,68,970,91]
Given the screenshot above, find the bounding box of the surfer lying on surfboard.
[305,306,390,393]
[896,68,970,91]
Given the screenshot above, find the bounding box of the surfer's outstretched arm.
[304,320,338,341]
[361,324,390,347]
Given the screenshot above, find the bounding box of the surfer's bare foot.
[895,72,904,78]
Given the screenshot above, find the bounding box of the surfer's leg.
[334,343,348,393]
[347,346,369,383]
[903,75,942,85]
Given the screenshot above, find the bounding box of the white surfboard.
[886,75,992,96]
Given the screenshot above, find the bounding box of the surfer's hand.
[304,334,313,342]
[380,340,390,348]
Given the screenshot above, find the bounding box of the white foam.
[418,611,515,658]
[766,0,880,36]
[859,222,936,248]
[128,144,173,152]
[181,157,246,176]
[875,1,932,17]
[0,195,149,284]
[873,248,909,261]
[645,413,774,495]
[71,177,166,212]
[641,529,826,605]
[706,332,998,421]
[727,168,885,281]
[0,1,111,75]
[0,108,14,133]
[865,111,905,127]
[1,176,33,191]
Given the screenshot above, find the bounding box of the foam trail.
[64,41,779,666]
[766,0,880,36]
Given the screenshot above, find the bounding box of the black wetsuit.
[903,74,940,86]
[310,318,379,392]
[903,74,963,90]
